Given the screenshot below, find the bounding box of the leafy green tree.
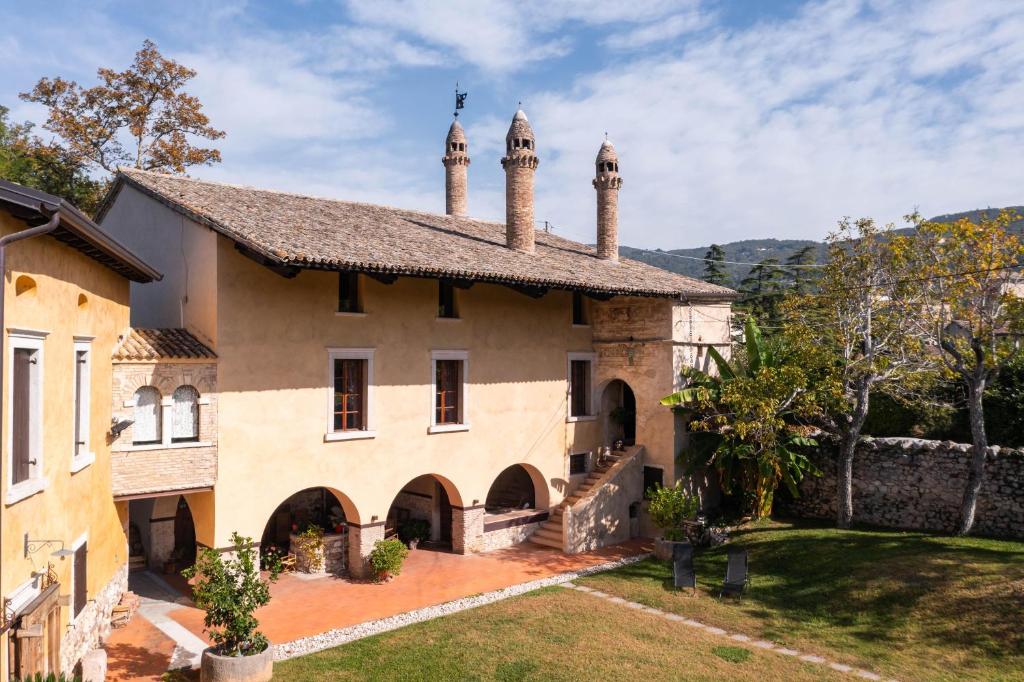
[183,533,282,656]
[703,243,729,286]
[739,257,786,327]
[785,245,819,294]
[20,39,224,174]
[783,217,933,529]
[661,318,822,518]
[900,210,1024,534]
[0,105,106,215]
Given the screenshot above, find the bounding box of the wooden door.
[12,583,60,677]
[73,542,88,618]
[438,483,453,543]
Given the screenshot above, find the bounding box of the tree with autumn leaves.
[2,39,223,214]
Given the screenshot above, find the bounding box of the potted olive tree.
[183,532,282,682]
[647,482,698,561]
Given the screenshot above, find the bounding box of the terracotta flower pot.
[200,645,273,682]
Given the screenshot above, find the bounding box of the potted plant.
[397,519,431,549]
[369,538,409,582]
[183,532,282,682]
[292,525,326,573]
[646,481,698,561]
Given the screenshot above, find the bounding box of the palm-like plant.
[661,317,820,518]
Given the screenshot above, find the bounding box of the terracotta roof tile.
[111,168,737,300]
[114,328,216,361]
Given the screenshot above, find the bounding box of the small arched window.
[172,385,200,443]
[133,386,162,445]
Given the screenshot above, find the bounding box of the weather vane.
[454,82,467,117]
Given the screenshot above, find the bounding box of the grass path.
[578,520,1024,681]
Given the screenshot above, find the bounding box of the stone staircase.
[529,462,613,550]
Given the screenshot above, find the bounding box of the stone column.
[347,523,385,579]
[451,505,485,555]
[148,518,175,567]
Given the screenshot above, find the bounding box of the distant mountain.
[622,207,1024,288]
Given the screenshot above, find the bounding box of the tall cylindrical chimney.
[500,109,539,252]
[593,138,622,262]
[443,120,470,216]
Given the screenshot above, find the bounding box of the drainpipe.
[0,210,60,474]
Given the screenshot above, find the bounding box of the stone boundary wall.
[61,564,127,674]
[779,438,1024,539]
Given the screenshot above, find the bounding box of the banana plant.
[661,317,820,518]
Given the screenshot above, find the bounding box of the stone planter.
[200,645,273,682]
[289,532,347,575]
[654,537,689,561]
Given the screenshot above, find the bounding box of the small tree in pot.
[183,532,282,682]
[647,482,698,560]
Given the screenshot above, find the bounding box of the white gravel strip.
[272,551,651,662]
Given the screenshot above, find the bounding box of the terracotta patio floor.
[105,539,651,681]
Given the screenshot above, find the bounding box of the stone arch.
[599,378,637,449]
[485,463,550,511]
[385,474,466,547]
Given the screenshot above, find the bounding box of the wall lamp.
[23,533,73,559]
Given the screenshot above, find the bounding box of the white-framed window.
[171,385,200,443]
[132,386,162,445]
[325,348,376,441]
[71,337,94,472]
[567,352,597,421]
[6,328,47,505]
[430,350,469,433]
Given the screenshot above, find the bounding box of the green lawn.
[273,585,844,681]
[580,519,1024,681]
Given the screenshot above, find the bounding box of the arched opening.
[482,464,550,546]
[260,487,353,559]
[126,494,197,575]
[602,379,637,450]
[14,275,36,296]
[386,474,463,550]
[173,496,197,566]
[485,465,537,512]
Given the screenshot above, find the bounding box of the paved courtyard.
[105,539,651,681]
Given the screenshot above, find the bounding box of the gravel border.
[272,551,651,661]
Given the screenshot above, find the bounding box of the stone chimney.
[500,109,539,252]
[593,138,622,262]
[442,120,470,216]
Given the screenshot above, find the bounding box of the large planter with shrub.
[646,481,698,561]
[369,538,409,582]
[200,645,273,682]
[184,532,282,682]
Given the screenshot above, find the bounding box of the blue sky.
[2,0,1022,249]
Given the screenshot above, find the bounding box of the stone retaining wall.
[62,564,127,674]
[482,521,543,552]
[780,438,1024,539]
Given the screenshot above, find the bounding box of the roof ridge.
[118,167,508,230]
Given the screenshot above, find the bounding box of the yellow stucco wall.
[0,212,130,678]
[210,236,602,545]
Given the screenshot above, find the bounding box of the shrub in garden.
[369,538,409,581]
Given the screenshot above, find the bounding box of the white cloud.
[604,7,711,51]
[510,0,1024,248]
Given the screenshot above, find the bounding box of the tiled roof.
[103,169,737,300]
[114,328,216,361]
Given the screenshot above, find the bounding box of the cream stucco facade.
[0,210,135,678]
[100,183,733,574]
